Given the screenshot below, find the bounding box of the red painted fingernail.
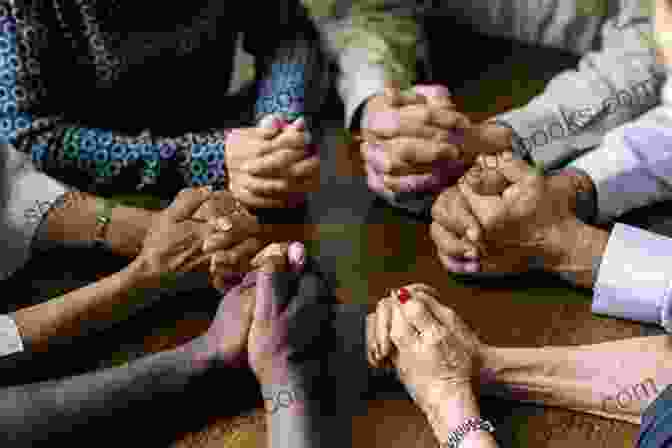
[397,287,410,304]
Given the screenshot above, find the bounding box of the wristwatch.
[94,197,116,250]
[441,417,495,448]
[547,167,598,225]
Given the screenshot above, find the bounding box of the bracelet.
[441,417,495,448]
[94,197,117,250]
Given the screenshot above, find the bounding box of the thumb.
[166,187,212,221]
[411,84,454,108]
[257,113,284,138]
[460,123,516,159]
[253,243,292,322]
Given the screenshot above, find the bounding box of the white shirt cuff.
[592,223,672,331]
[1,146,69,281]
[0,314,24,357]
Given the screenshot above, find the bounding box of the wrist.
[106,206,156,258]
[426,382,481,444]
[545,219,608,288]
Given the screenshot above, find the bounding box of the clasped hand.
[226,115,320,209]
[361,85,511,199]
[430,152,586,274]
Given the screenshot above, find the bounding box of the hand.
[453,152,589,273]
[131,187,261,287]
[368,285,481,415]
[246,242,334,387]
[191,189,265,293]
[226,115,320,209]
[361,85,470,197]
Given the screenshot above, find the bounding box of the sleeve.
[302,0,419,128]
[569,78,672,224]
[246,1,331,130]
[638,384,672,448]
[0,144,69,281]
[3,2,229,196]
[491,2,666,170]
[591,223,672,333]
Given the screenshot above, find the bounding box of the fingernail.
[485,155,498,169]
[501,151,513,161]
[396,287,411,304]
[466,228,479,242]
[288,242,306,273]
[292,117,306,130]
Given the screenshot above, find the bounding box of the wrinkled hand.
[246,242,334,387]
[226,115,320,209]
[191,189,265,293]
[361,85,470,198]
[366,284,481,413]
[444,152,585,273]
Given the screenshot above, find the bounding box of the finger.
[400,297,444,339]
[241,148,308,176]
[167,187,213,221]
[382,172,437,194]
[226,130,276,160]
[191,190,238,222]
[461,159,510,197]
[266,129,309,154]
[287,241,307,274]
[431,192,483,243]
[232,185,287,209]
[385,87,428,108]
[376,297,394,360]
[436,251,481,274]
[411,85,454,109]
[404,283,441,299]
[240,173,292,196]
[366,313,380,368]
[287,154,320,179]
[254,248,290,321]
[387,137,461,167]
[425,109,471,135]
[410,289,464,333]
[202,215,261,254]
[430,221,480,259]
[250,242,290,269]
[388,299,418,349]
[457,181,506,231]
[366,168,395,201]
[210,237,265,277]
[288,116,306,132]
[461,124,515,157]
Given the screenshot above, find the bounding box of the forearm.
[478,336,672,424]
[0,338,211,446]
[33,190,154,258]
[265,381,327,448]
[9,261,166,353]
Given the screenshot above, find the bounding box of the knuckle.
[403,299,427,319]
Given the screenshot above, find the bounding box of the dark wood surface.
[6,31,651,447]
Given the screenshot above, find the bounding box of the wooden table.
[8,34,651,448]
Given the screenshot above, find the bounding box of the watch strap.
[547,167,598,225]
